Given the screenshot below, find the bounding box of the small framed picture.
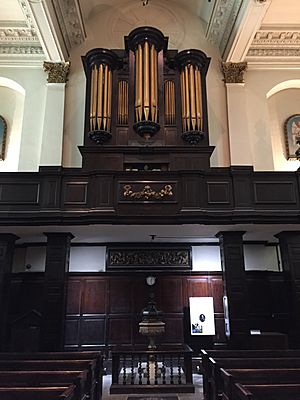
[284,114,300,160]
[0,116,7,161]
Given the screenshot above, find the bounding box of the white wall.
[0,81,24,171]
[192,246,222,271]
[69,246,106,272]
[0,67,46,171]
[244,244,280,271]
[245,69,300,171]
[12,243,280,273]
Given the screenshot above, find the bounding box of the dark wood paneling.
[254,181,297,204]
[0,183,39,204]
[187,277,209,297]
[64,182,88,205]
[108,317,132,344]
[82,279,107,314]
[80,317,106,344]
[207,181,231,204]
[66,279,82,315]
[109,279,132,313]
[160,277,184,313]
[164,316,184,342]
[64,318,80,345]
[211,277,224,313]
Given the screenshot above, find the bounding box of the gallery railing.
[110,344,194,394]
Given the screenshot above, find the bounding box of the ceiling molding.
[224,0,272,62]
[51,0,86,51]
[205,0,243,56]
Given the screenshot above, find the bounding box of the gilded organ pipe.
[118,80,128,125]
[180,63,203,133]
[165,80,175,125]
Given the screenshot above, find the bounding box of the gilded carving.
[108,247,191,269]
[123,184,173,200]
[221,62,247,83]
[43,61,70,83]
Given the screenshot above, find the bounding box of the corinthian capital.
[221,62,247,84]
[43,61,70,83]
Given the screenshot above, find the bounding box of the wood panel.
[108,317,132,344]
[82,279,107,314]
[109,279,132,313]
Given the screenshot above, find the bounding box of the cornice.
[52,0,85,52]
[18,0,36,29]
[0,27,39,43]
[206,0,243,56]
[0,45,43,55]
[252,30,300,47]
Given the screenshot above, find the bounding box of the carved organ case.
[81,26,213,172]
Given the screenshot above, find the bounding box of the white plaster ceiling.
[0,0,299,67]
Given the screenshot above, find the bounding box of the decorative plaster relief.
[0,45,43,54]
[252,30,300,46]
[43,61,70,83]
[206,0,243,55]
[18,0,36,29]
[247,48,300,57]
[52,0,85,51]
[221,62,248,83]
[0,27,39,43]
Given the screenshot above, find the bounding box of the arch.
[0,77,25,96]
[0,76,25,171]
[266,79,300,99]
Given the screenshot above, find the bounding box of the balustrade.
[110,344,194,394]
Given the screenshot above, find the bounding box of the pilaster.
[0,233,19,350]
[275,231,300,348]
[40,62,70,167]
[216,231,249,349]
[221,62,253,166]
[40,232,74,351]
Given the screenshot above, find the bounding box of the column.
[40,232,74,351]
[0,234,19,350]
[221,62,253,166]
[216,231,249,348]
[275,231,300,348]
[40,62,70,166]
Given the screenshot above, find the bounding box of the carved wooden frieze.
[107,246,192,270]
[119,181,177,203]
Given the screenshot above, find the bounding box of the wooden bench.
[0,384,77,400]
[0,371,87,399]
[200,349,300,400]
[209,357,300,400]
[232,382,300,400]
[0,360,96,400]
[0,351,103,399]
[221,368,300,400]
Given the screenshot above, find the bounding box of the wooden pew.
[0,360,96,400]
[221,368,300,400]
[232,382,300,400]
[0,351,103,400]
[209,357,300,400]
[200,349,300,400]
[0,371,87,399]
[0,384,77,400]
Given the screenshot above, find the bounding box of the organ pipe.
[180,64,203,132]
[165,80,175,125]
[134,41,158,123]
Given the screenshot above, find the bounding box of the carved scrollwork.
[123,184,173,200]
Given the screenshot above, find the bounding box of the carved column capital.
[43,61,70,83]
[221,62,248,84]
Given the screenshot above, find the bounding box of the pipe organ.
[81,27,213,172]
